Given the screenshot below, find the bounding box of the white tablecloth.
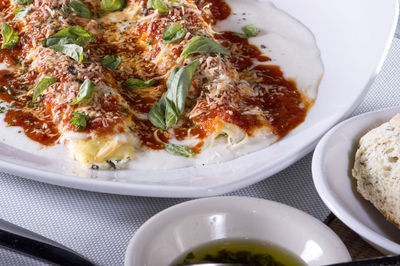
[0,11,399,266]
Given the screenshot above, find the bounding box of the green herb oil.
[170,238,306,266]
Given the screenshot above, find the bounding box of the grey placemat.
[0,10,399,266]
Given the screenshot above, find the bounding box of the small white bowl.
[124,196,350,266]
[312,107,400,255]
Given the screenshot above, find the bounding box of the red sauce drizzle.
[5,110,60,146]
[195,0,231,24]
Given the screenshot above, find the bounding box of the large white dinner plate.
[0,0,397,197]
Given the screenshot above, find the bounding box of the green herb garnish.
[1,23,19,49]
[48,44,85,63]
[234,24,258,39]
[68,1,92,19]
[32,76,58,102]
[101,54,121,70]
[148,59,198,130]
[123,78,157,90]
[162,23,186,43]
[147,0,169,15]
[164,143,195,158]
[13,6,31,21]
[179,36,230,61]
[70,79,94,105]
[61,4,70,15]
[101,0,126,13]
[42,25,96,47]
[42,26,95,63]
[69,111,90,130]
[14,0,32,5]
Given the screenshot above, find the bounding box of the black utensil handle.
[326,254,400,266]
[0,229,95,266]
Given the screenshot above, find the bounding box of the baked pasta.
[0,0,322,169]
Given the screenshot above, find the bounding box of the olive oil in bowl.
[170,238,306,266]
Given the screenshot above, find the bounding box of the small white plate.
[312,107,400,255]
[124,197,350,266]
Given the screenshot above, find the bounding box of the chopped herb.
[68,1,92,19]
[164,143,195,158]
[61,4,70,15]
[106,160,116,169]
[123,78,157,90]
[14,0,32,5]
[146,39,153,45]
[179,36,230,61]
[13,6,31,21]
[162,23,186,43]
[69,111,90,130]
[32,76,58,102]
[147,0,169,15]
[148,59,198,130]
[1,23,19,49]
[101,54,121,70]
[234,24,258,39]
[69,79,94,105]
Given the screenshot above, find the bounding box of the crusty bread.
[353,114,400,229]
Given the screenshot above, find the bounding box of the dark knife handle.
[0,228,95,266]
[326,254,400,266]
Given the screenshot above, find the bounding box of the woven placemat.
[326,215,383,260]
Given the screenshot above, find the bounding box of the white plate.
[312,107,400,255]
[0,0,397,197]
[124,197,351,266]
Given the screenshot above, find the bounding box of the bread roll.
[353,114,400,228]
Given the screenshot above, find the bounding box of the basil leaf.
[48,43,85,63]
[148,95,167,129]
[14,0,32,5]
[164,143,195,158]
[234,24,258,39]
[1,23,19,49]
[179,36,230,60]
[32,76,58,102]
[13,6,31,21]
[101,0,126,13]
[123,78,157,90]
[148,59,198,130]
[68,1,91,19]
[147,0,169,15]
[101,54,121,70]
[162,23,186,43]
[42,26,96,47]
[69,111,90,130]
[70,79,94,105]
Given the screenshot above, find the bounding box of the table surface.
[1,8,399,266]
